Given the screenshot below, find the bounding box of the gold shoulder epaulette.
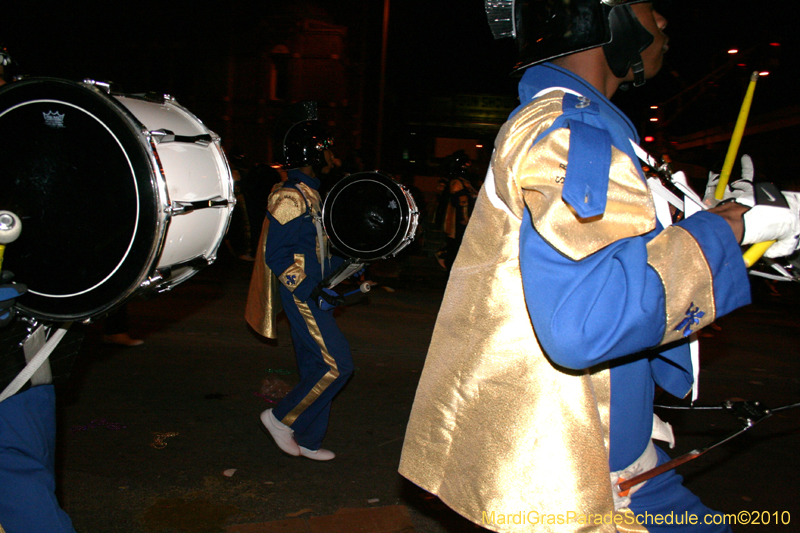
[268,187,307,225]
[497,93,656,260]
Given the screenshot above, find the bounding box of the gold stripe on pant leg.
[280,297,340,426]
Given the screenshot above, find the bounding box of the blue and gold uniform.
[399,64,750,532]
[246,169,352,451]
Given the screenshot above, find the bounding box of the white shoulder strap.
[0,323,70,403]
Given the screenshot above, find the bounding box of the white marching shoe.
[299,446,336,461]
[260,409,300,456]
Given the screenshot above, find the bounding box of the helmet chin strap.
[617,57,647,92]
[604,4,653,89]
[631,58,646,87]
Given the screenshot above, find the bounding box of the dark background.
[3,1,800,178]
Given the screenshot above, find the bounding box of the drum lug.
[150,129,213,146]
[138,92,176,104]
[167,196,233,216]
[139,257,212,293]
[81,79,113,94]
[140,271,169,292]
[140,272,178,295]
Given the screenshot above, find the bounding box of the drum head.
[0,78,160,321]
[322,172,412,261]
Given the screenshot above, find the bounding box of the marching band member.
[399,2,800,532]
[246,102,352,462]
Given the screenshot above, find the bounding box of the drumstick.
[710,72,777,267]
[343,282,373,297]
[715,72,759,201]
[0,211,22,272]
[743,241,775,267]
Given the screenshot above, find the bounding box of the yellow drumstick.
[710,72,777,266]
[743,240,775,268]
[715,71,759,200]
[728,74,780,266]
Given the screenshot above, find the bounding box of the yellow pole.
[715,71,760,200]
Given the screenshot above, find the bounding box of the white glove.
[704,154,755,207]
[742,191,800,258]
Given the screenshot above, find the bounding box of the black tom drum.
[322,172,419,261]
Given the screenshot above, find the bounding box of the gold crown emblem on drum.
[43,110,66,129]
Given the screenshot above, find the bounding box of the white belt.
[609,414,675,510]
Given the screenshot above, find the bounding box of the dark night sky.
[1,0,515,93]
[3,1,799,143]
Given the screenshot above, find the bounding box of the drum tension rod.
[168,197,231,215]
[150,129,212,146]
[140,258,211,292]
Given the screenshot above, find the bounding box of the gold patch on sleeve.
[278,254,307,292]
[268,188,306,225]
[519,128,656,261]
[647,225,715,345]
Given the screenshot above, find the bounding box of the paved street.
[54,250,800,532]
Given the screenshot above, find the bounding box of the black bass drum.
[322,172,419,261]
[0,78,234,322]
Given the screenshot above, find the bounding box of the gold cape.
[399,92,665,533]
[244,215,282,339]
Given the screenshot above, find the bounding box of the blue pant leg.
[628,446,731,533]
[294,403,332,450]
[272,293,353,450]
[279,317,335,449]
[0,385,75,533]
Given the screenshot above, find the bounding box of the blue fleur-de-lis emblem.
[285,274,297,286]
[675,302,705,337]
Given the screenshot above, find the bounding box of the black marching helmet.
[274,101,334,170]
[485,0,664,87]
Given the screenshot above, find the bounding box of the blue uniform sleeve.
[520,210,750,371]
[675,210,751,317]
[520,210,667,370]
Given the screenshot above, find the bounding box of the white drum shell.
[114,95,234,284]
